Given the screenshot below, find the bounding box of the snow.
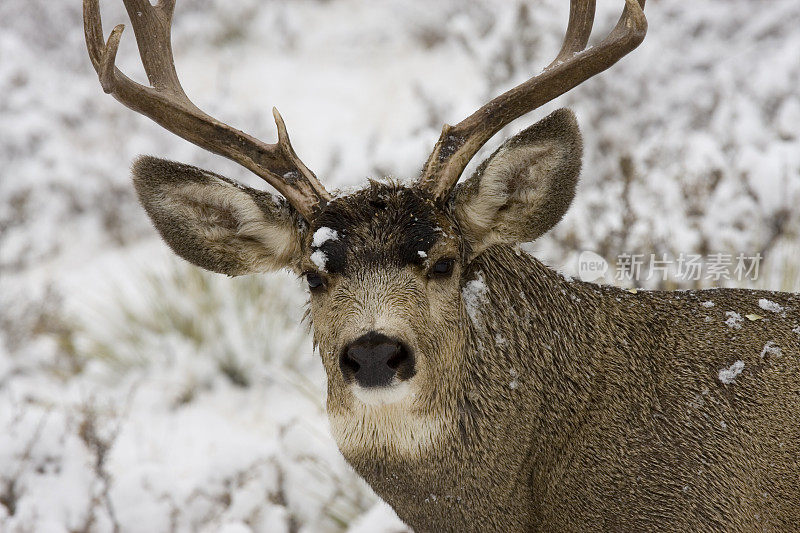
[2,0,800,530]
[462,272,488,329]
[310,227,338,271]
[718,360,745,385]
[758,299,784,314]
[312,227,339,248]
[760,341,782,360]
[724,311,744,330]
[311,250,328,271]
[417,250,427,259]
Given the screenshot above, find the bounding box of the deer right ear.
[451,109,582,259]
[132,156,305,276]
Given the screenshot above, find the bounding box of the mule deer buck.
[84,0,800,530]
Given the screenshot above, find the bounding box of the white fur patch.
[352,381,411,406]
[328,390,446,458]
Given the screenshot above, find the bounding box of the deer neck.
[335,246,621,529]
[459,245,614,472]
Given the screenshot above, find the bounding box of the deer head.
[84,0,646,438]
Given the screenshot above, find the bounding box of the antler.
[83,0,331,221]
[417,0,647,200]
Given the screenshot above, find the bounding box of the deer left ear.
[452,108,582,258]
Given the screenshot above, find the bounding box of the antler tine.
[548,0,596,68]
[157,0,177,20]
[120,0,182,92]
[84,0,108,71]
[83,0,331,221]
[418,0,647,200]
[98,24,124,94]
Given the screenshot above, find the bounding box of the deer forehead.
[306,183,461,275]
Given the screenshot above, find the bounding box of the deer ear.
[132,156,304,276]
[452,108,582,258]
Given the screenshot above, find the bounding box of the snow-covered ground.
[1,0,798,531]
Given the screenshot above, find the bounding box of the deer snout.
[340,332,415,388]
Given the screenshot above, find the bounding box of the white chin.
[352,381,412,406]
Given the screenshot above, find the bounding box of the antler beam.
[83,0,331,221]
[418,0,647,200]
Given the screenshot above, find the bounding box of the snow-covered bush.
[74,263,313,396]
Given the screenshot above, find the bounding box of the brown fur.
[332,246,800,532]
[132,109,800,531]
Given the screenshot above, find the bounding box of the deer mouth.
[351,380,413,407]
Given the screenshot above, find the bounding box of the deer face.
[305,184,466,408]
[133,109,582,423]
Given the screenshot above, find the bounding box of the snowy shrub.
[73,262,315,399]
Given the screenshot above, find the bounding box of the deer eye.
[428,258,455,278]
[306,272,326,291]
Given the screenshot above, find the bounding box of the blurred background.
[1,0,798,531]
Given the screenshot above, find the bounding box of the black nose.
[340,332,415,388]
